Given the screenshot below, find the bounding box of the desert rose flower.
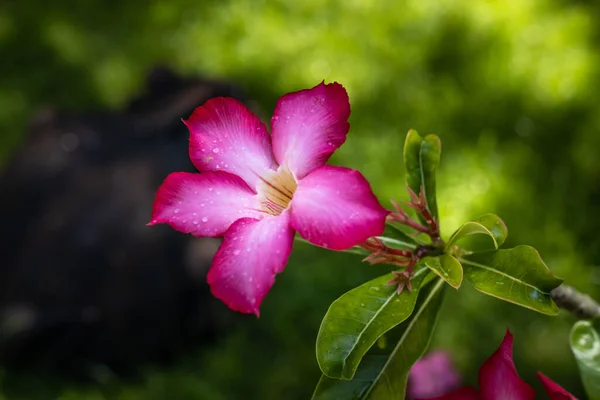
[408,351,461,399]
[149,82,388,316]
[537,372,578,400]
[426,330,577,400]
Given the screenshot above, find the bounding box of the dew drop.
[174,209,180,214]
[213,148,220,154]
[192,220,198,225]
[201,217,208,223]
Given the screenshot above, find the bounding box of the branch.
[551,284,600,319]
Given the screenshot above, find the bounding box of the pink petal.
[207,211,294,316]
[537,372,578,400]
[149,171,262,237]
[408,351,461,399]
[271,81,350,179]
[185,97,276,189]
[422,386,480,400]
[478,330,535,400]
[290,166,388,250]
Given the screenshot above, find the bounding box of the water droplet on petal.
[201,217,208,223]
[213,148,220,154]
[174,209,180,214]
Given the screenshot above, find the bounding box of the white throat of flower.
[258,166,297,216]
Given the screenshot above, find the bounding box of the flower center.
[258,166,297,216]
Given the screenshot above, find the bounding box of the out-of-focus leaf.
[312,278,445,400]
[403,129,441,222]
[424,254,463,289]
[446,221,498,253]
[316,268,429,379]
[459,246,563,315]
[570,320,600,400]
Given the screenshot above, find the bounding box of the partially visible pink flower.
[408,351,461,399]
[149,82,388,316]
[537,372,578,400]
[425,330,577,400]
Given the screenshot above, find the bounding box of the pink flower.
[408,351,461,399]
[537,372,578,400]
[149,82,388,316]
[426,330,577,400]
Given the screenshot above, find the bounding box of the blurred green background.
[2,0,599,398]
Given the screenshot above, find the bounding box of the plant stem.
[551,284,600,319]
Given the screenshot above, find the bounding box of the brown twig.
[551,284,600,319]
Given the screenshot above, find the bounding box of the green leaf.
[570,320,600,400]
[312,278,445,400]
[446,221,498,253]
[424,254,463,289]
[447,214,509,255]
[476,213,508,247]
[294,234,370,257]
[383,223,418,248]
[316,268,429,379]
[403,129,441,222]
[459,245,563,315]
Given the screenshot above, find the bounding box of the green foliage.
[403,129,441,222]
[312,278,445,400]
[316,268,429,380]
[424,255,463,289]
[313,131,566,397]
[570,320,600,399]
[382,223,418,248]
[446,221,499,253]
[474,214,509,248]
[460,246,562,315]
